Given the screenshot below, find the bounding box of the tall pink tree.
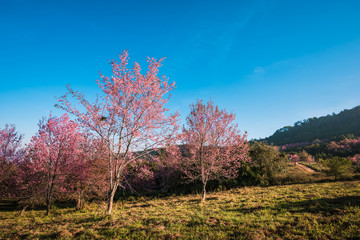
[182,100,249,201]
[56,50,179,214]
[26,114,86,215]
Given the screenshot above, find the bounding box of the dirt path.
[296,162,316,173]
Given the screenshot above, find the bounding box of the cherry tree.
[26,114,86,215]
[56,50,179,214]
[350,154,360,172]
[0,124,24,162]
[153,145,182,192]
[64,137,108,210]
[125,159,156,193]
[0,124,24,198]
[182,100,249,201]
[288,154,300,165]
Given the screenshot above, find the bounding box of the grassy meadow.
[1,165,360,240]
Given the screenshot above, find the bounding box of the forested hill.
[263,105,360,145]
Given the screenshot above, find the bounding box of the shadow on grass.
[131,203,152,208]
[226,196,360,215]
[177,196,218,204]
[0,199,18,212]
[276,195,360,214]
[0,199,77,213]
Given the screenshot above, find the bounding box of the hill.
[263,105,360,145]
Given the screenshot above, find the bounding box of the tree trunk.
[107,184,118,215]
[46,174,56,216]
[46,197,51,216]
[76,191,82,210]
[19,205,29,216]
[201,182,207,202]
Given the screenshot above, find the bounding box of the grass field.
[1,163,359,240]
[1,178,359,240]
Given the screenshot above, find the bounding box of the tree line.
[263,105,360,145]
[1,51,254,215]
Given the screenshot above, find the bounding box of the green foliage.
[264,105,360,145]
[299,150,315,162]
[321,157,352,180]
[238,142,288,186]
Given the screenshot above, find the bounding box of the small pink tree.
[288,154,300,164]
[182,100,249,201]
[16,157,47,214]
[61,136,107,210]
[26,114,86,215]
[75,137,108,209]
[0,124,24,198]
[350,154,360,172]
[0,124,24,162]
[56,50,179,214]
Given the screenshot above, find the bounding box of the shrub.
[238,142,288,186]
[320,157,352,180]
[299,150,315,162]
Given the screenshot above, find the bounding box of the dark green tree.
[238,142,288,186]
[320,157,352,180]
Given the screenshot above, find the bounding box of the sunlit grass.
[1,179,359,239]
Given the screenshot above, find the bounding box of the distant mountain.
[263,105,360,146]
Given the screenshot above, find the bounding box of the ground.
[297,162,315,173]
[0,164,359,239]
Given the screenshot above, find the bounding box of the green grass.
[1,179,360,239]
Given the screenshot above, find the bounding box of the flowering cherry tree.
[0,124,24,198]
[0,124,24,162]
[288,154,300,164]
[26,114,86,215]
[153,145,182,192]
[328,137,360,151]
[350,154,360,172]
[81,138,109,207]
[56,50,179,214]
[61,136,108,210]
[125,159,156,193]
[182,100,249,201]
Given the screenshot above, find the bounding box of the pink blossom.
[25,114,86,215]
[182,99,249,201]
[56,50,179,214]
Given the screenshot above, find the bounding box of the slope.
[263,105,360,145]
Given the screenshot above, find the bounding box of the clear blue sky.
[1,0,360,142]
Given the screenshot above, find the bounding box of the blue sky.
[1,0,360,143]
